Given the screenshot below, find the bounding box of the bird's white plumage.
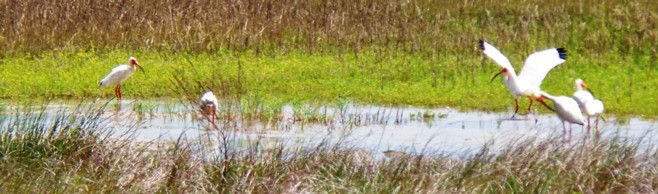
[480,41,566,91]
[572,79,604,118]
[480,41,567,115]
[200,91,218,111]
[200,91,219,128]
[573,90,594,109]
[536,91,585,126]
[480,41,521,99]
[552,97,585,125]
[99,57,143,101]
[100,64,136,87]
[100,57,142,87]
[517,48,567,90]
[584,99,604,117]
[480,41,515,71]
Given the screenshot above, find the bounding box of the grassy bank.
[1,49,657,117]
[1,102,657,193]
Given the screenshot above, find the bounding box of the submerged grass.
[1,101,657,193]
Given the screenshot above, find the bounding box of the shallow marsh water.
[4,99,657,158]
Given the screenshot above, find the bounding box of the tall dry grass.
[1,0,657,56]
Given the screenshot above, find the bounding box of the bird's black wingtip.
[556,48,567,60]
[478,40,486,50]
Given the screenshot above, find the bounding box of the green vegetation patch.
[1,49,657,117]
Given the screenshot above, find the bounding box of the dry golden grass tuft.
[1,0,657,56]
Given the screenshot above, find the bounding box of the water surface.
[12,100,658,156]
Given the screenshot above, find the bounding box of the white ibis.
[479,40,567,118]
[99,57,145,101]
[534,91,585,135]
[200,91,218,123]
[573,79,604,131]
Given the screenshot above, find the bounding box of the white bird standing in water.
[534,91,585,135]
[100,57,145,101]
[573,79,604,131]
[200,91,218,124]
[479,40,567,118]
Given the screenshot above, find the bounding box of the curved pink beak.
[131,60,145,74]
[491,68,506,83]
[133,62,146,74]
[536,96,555,112]
[581,82,595,97]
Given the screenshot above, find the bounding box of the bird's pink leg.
[587,117,591,134]
[510,98,519,118]
[206,107,218,130]
[212,108,216,124]
[595,117,599,130]
[527,96,534,113]
[562,121,566,134]
[114,85,121,101]
[117,85,122,101]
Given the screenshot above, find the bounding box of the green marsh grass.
[3,50,655,117]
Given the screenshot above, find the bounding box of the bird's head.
[490,68,508,83]
[129,57,145,74]
[575,78,596,97]
[575,78,588,90]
